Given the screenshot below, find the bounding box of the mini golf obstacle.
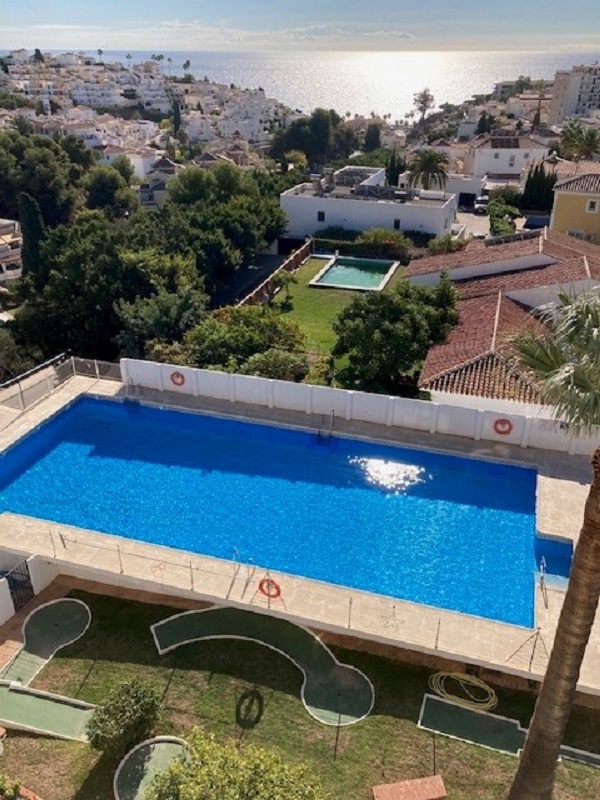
[113,737,186,800]
[151,606,375,726]
[0,598,95,741]
[419,693,600,769]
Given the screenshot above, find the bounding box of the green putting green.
[419,694,600,768]
[152,607,374,726]
[2,598,91,685]
[114,738,186,800]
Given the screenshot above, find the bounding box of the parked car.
[473,196,489,215]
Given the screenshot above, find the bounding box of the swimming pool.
[0,398,561,627]
[310,256,399,291]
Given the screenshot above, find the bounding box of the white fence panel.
[351,391,388,425]
[196,369,231,401]
[311,386,348,417]
[437,405,479,439]
[233,374,270,407]
[0,578,15,625]
[392,397,434,432]
[528,418,571,453]
[161,364,197,395]
[272,380,308,412]
[122,359,162,390]
[481,410,526,446]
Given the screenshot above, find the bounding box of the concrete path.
[152,606,374,725]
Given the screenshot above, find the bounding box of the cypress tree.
[18,192,47,288]
[173,100,181,136]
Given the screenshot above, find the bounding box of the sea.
[82,49,600,120]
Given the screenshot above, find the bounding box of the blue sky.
[2,0,600,51]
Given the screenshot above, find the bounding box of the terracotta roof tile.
[405,235,544,277]
[554,174,600,193]
[456,256,591,300]
[419,294,544,403]
[372,776,447,800]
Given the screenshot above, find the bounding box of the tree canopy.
[332,275,459,394]
[147,729,326,800]
[413,88,435,123]
[407,149,449,190]
[271,108,358,165]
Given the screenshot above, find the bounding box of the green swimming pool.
[310,256,399,290]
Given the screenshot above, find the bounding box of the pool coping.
[0,377,598,697]
[308,254,400,292]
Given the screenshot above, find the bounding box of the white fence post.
[345,391,353,421]
[305,385,313,415]
[385,396,394,427]
[473,409,485,441]
[428,404,440,435]
[229,374,236,403]
[521,416,533,449]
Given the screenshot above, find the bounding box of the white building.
[280,167,457,238]
[0,219,22,283]
[549,63,600,125]
[471,135,548,179]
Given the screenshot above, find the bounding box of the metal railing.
[0,355,121,417]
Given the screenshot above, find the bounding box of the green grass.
[2,591,600,800]
[273,257,404,354]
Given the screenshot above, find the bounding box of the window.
[317,211,325,222]
[494,153,500,159]
[586,200,599,213]
[393,218,401,230]
[523,152,530,159]
[509,156,516,168]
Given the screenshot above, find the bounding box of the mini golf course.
[113,737,186,800]
[419,694,600,768]
[151,606,375,726]
[0,599,94,740]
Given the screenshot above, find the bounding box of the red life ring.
[170,371,185,387]
[259,577,281,599]
[494,418,513,436]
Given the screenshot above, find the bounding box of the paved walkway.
[152,607,374,725]
[0,377,598,699]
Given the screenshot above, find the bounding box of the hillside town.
[2,39,600,800]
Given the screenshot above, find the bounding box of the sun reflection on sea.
[350,457,428,493]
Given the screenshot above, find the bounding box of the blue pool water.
[0,398,563,627]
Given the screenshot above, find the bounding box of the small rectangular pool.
[0,398,563,627]
[310,256,399,291]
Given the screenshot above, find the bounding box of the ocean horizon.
[5,47,600,120]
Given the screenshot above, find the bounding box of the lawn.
[273,257,404,355]
[3,591,600,800]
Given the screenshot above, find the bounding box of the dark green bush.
[86,677,160,756]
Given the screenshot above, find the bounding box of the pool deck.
[0,376,598,697]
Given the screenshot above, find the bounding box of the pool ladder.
[317,408,335,444]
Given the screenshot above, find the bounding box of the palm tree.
[97,48,103,62]
[407,149,449,190]
[167,56,173,77]
[126,53,132,70]
[183,59,191,74]
[506,292,600,800]
[560,119,585,160]
[579,128,600,160]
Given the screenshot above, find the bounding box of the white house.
[471,134,549,178]
[280,167,457,238]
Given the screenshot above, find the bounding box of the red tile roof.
[372,776,447,800]
[456,255,597,300]
[555,174,600,193]
[419,294,545,402]
[405,235,544,278]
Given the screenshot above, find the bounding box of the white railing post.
[428,403,440,435]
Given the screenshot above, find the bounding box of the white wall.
[120,359,600,456]
[474,146,549,178]
[26,555,59,595]
[280,191,455,237]
[0,578,15,625]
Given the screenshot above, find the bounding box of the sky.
[2,0,600,52]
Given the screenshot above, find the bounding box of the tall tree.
[407,149,449,190]
[413,88,435,123]
[333,275,458,394]
[172,100,181,136]
[507,292,600,800]
[18,192,47,288]
[364,122,381,152]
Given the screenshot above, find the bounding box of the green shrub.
[86,677,160,756]
[0,773,21,799]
